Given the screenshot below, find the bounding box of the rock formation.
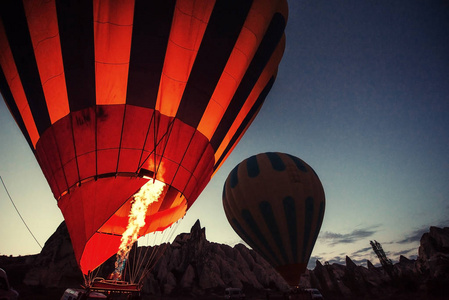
[140,220,289,297]
[415,226,449,297]
[1,222,448,299]
[304,226,449,299]
[21,222,82,288]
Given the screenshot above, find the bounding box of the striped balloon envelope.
[0,0,287,274]
[223,152,325,286]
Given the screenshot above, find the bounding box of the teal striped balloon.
[223,152,325,286]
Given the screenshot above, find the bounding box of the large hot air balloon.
[0,0,287,275]
[222,152,325,286]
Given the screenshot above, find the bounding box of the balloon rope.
[133,238,152,283]
[129,242,138,283]
[127,235,151,283]
[130,244,141,282]
[0,176,43,249]
[137,216,181,285]
[138,240,166,285]
[154,118,176,178]
[137,113,175,173]
[136,110,155,174]
[140,214,170,279]
[134,233,158,283]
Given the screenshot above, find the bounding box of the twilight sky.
[1,0,448,269]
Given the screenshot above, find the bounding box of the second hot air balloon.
[222,152,325,286]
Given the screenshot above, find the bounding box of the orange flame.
[111,178,167,280]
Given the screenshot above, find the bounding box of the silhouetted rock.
[308,226,449,299]
[416,226,449,297]
[3,222,449,299]
[144,220,289,296]
[22,222,82,288]
[417,226,449,278]
[366,259,376,271]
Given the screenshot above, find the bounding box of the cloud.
[351,246,372,256]
[396,226,428,244]
[319,226,379,245]
[396,215,449,245]
[308,247,378,269]
[307,254,350,269]
[391,247,417,258]
[307,256,323,269]
[349,256,369,266]
[326,256,346,265]
[435,220,449,230]
[395,222,449,245]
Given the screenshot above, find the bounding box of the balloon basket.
[88,277,141,297]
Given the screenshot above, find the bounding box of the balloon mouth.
[138,168,155,179]
[275,262,307,287]
[58,168,165,200]
[58,172,138,199]
[76,177,187,274]
[97,177,186,233]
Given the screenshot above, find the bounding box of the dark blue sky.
[1,0,448,268]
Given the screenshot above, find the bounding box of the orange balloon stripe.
[0,21,40,147]
[94,0,134,105]
[23,0,70,124]
[156,0,215,117]
[170,192,186,209]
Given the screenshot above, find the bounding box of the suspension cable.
[0,175,43,249]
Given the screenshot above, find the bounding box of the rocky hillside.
[299,226,449,299]
[139,220,289,297]
[1,222,448,299]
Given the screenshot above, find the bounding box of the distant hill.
[1,221,448,299]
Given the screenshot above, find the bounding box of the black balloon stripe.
[231,217,256,249]
[56,0,96,112]
[0,0,51,135]
[126,0,176,108]
[229,164,240,188]
[283,196,298,263]
[0,68,34,150]
[246,154,260,178]
[302,197,314,262]
[176,0,253,128]
[311,201,325,249]
[232,217,277,266]
[266,152,286,171]
[286,154,307,172]
[241,208,281,266]
[259,201,289,264]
